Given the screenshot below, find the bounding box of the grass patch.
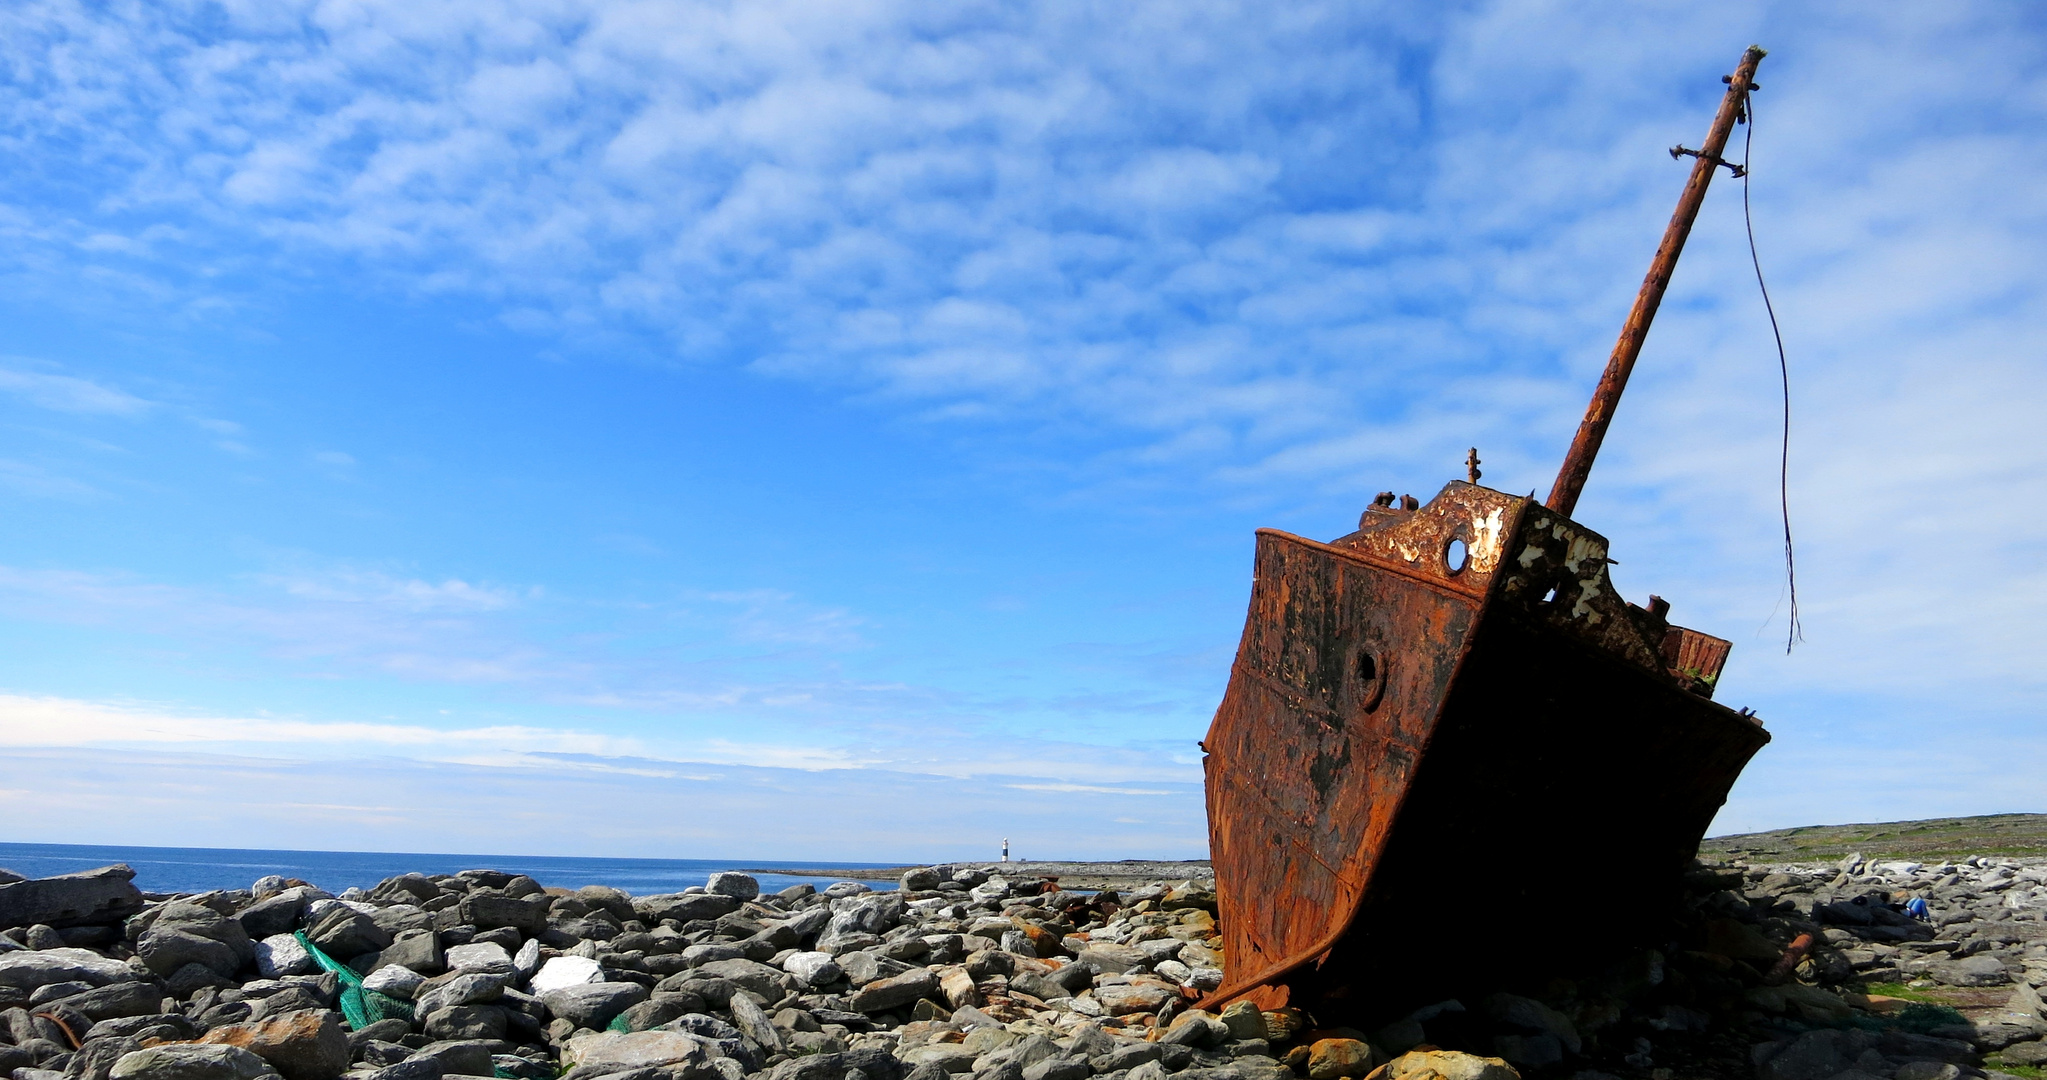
[1861,982,1944,1003]
[1702,813,2047,862]
[1987,1062,2044,1080]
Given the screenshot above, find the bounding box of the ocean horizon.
[0,841,899,897]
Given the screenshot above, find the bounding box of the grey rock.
[249,987,328,1022]
[366,1059,443,1080]
[727,990,784,1053]
[1486,992,1582,1054]
[2012,982,2046,1019]
[768,1053,846,1080]
[442,942,513,974]
[1161,1013,1229,1049]
[840,950,908,987]
[0,867,145,931]
[693,958,787,999]
[1021,1058,1088,1080]
[361,965,425,1000]
[1091,1044,1162,1075]
[27,978,92,1005]
[356,1042,412,1069]
[783,906,834,941]
[236,890,319,941]
[373,932,445,977]
[682,943,745,968]
[614,994,701,1033]
[513,938,542,978]
[139,928,242,980]
[662,1013,742,1042]
[71,1035,146,1080]
[2005,1042,2047,1067]
[421,1004,506,1042]
[973,1060,1025,1080]
[0,948,135,991]
[1077,945,1146,975]
[1757,1030,1853,1080]
[88,1014,202,1043]
[408,1041,496,1079]
[456,895,547,936]
[304,908,390,961]
[413,973,509,1017]
[900,869,943,892]
[346,1018,412,1053]
[367,906,432,939]
[48,980,161,1021]
[542,982,649,1029]
[1937,955,2013,987]
[108,1045,279,1080]
[631,894,741,925]
[163,962,237,998]
[848,968,938,1013]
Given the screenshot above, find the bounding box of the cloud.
[0,363,152,416]
[0,694,1209,860]
[0,688,1204,784]
[0,0,2037,840]
[0,460,100,500]
[0,743,1207,862]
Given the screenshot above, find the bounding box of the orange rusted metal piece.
[1198,46,1776,1021]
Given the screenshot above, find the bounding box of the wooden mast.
[1545,45,1767,516]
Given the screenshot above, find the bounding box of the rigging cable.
[1739,87,1802,652]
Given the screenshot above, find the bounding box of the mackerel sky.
[0,2,2041,861]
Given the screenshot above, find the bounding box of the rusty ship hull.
[1200,481,1770,1018]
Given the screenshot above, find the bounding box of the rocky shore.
[739,867,1213,895]
[0,849,2043,1080]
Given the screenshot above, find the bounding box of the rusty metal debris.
[1199,47,1774,1021]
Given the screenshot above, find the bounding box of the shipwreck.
[1200,47,1775,1019]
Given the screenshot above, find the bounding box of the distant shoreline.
[736,858,1214,891]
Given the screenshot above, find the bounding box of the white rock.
[781,951,842,987]
[253,934,316,979]
[110,1043,279,1080]
[0,947,135,990]
[362,964,426,999]
[514,938,543,978]
[704,873,759,900]
[564,1030,707,1070]
[305,898,381,921]
[529,955,606,994]
[445,942,514,973]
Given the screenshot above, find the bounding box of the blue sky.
[0,1,2042,861]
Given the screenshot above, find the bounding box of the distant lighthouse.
[1001,838,1009,862]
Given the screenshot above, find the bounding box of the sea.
[0,842,896,897]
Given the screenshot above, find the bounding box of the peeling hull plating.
[1198,481,1769,1018]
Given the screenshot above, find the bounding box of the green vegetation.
[1702,813,2047,862]
[1860,982,1942,1004]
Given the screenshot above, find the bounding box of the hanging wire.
[1739,89,1802,653]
